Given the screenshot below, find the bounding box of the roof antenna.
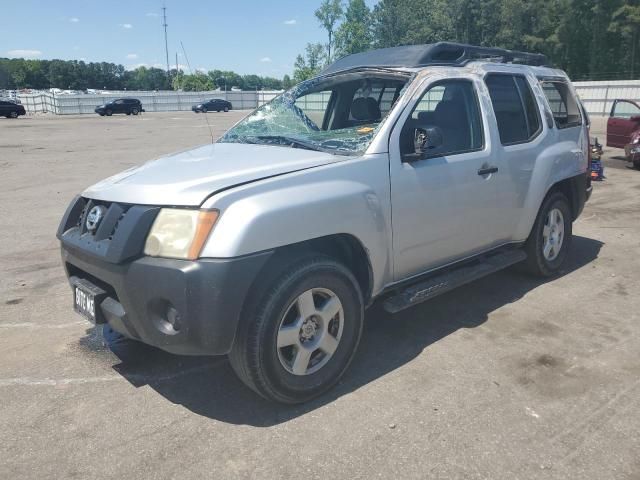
[180,40,214,144]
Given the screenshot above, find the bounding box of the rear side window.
[485,74,541,145]
[541,81,582,128]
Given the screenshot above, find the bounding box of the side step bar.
[383,249,527,313]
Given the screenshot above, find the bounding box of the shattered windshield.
[220,71,409,155]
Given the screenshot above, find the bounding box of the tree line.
[295,0,640,82]
[0,58,291,92]
[3,0,639,92]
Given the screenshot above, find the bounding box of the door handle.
[478,166,498,176]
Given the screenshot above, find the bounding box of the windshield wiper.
[244,135,322,152]
[242,135,353,156]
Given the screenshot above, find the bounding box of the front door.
[389,77,501,280]
[607,100,640,148]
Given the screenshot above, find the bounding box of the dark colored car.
[0,99,26,118]
[192,98,232,113]
[606,99,640,169]
[95,98,144,116]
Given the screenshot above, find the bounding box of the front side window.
[611,100,640,119]
[220,71,409,155]
[400,79,483,157]
[485,74,541,144]
[541,81,582,128]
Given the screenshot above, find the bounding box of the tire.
[522,191,572,277]
[633,159,640,170]
[229,254,364,404]
[201,107,207,113]
[98,113,105,116]
[131,108,139,115]
[9,111,18,118]
[105,109,112,116]
[224,106,229,112]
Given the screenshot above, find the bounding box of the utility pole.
[163,5,170,78]
[175,52,179,90]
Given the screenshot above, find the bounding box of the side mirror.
[413,126,443,155]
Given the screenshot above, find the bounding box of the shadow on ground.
[83,235,603,426]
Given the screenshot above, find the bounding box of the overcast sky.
[3,0,376,77]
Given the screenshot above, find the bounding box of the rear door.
[112,99,125,113]
[484,73,547,241]
[607,100,640,148]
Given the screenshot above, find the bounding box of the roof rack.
[322,42,549,75]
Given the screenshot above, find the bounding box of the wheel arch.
[253,234,374,306]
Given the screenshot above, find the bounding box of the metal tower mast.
[162,6,170,76]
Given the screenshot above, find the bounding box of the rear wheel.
[522,192,572,277]
[229,255,364,403]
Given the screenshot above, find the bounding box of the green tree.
[335,0,373,57]
[609,3,640,77]
[293,43,327,83]
[282,74,293,89]
[315,0,344,63]
[174,72,213,91]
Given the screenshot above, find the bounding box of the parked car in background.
[192,99,232,113]
[0,99,26,118]
[95,98,144,116]
[58,42,590,404]
[606,99,640,169]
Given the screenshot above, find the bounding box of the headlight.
[144,208,219,260]
[633,137,640,144]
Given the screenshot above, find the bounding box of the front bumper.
[62,246,271,355]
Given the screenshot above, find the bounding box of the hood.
[83,142,348,206]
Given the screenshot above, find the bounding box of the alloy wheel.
[276,288,344,376]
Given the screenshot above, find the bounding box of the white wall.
[574,80,640,117]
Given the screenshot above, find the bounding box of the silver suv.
[58,43,591,403]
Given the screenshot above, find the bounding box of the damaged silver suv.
[58,43,591,403]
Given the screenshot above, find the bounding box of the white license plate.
[74,285,96,323]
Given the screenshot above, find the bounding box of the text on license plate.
[75,286,95,320]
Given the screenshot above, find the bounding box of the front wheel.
[131,108,139,115]
[522,192,572,277]
[229,255,364,404]
[633,159,640,170]
[9,111,18,118]
[105,109,112,116]
[224,106,229,112]
[201,107,207,113]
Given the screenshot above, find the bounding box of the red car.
[607,99,640,169]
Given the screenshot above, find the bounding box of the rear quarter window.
[541,81,582,128]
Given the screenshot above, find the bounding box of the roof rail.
[322,42,549,75]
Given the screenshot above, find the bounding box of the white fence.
[573,80,640,117]
[15,80,640,117]
[17,90,282,115]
